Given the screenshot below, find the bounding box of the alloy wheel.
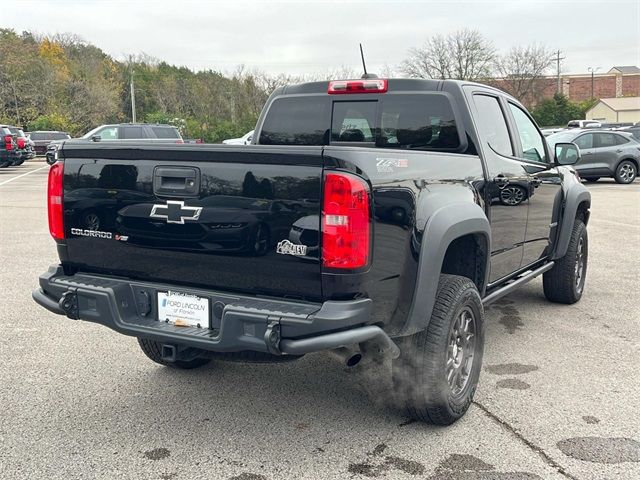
[446,307,476,397]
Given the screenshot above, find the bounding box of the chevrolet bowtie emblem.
[149,201,203,224]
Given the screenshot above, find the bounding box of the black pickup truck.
[33,78,590,425]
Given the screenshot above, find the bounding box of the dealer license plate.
[157,291,210,329]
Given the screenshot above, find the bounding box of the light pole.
[588,67,601,100]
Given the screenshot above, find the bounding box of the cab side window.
[508,103,547,164]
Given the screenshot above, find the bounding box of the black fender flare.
[552,183,591,260]
[400,201,491,336]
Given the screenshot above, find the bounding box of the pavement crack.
[473,401,579,480]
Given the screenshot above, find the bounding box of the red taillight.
[48,162,64,240]
[4,135,13,151]
[328,79,388,95]
[17,137,26,149]
[322,172,370,269]
[175,139,184,144]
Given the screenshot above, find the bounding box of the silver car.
[547,130,640,184]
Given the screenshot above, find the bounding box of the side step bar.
[483,262,554,306]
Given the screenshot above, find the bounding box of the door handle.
[583,152,592,155]
[616,149,623,153]
[493,175,509,187]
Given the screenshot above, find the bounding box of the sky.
[3,0,639,76]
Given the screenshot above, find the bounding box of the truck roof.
[277,78,510,98]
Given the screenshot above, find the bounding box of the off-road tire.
[137,338,211,369]
[392,274,484,425]
[614,160,637,184]
[543,220,587,304]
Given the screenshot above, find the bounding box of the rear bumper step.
[33,265,399,358]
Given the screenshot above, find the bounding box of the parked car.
[46,123,184,164]
[27,131,71,155]
[3,126,33,165]
[547,129,640,183]
[0,125,19,168]
[567,120,601,129]
[617,126,640,142]
[222,130,254,145]
[34,77,590,426]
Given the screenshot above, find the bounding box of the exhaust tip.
[346,353,362,367]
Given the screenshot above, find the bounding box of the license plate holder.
[157,291,210,329]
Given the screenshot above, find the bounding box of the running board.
[482,262,554,306]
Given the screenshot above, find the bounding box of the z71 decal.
[376,157,409,173]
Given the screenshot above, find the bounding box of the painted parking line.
[0,164,49,187]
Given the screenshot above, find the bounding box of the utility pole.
[130,69,137,123]
[588,66,600,99]
[552,50,565,94]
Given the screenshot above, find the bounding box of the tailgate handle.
[154,167,200,197]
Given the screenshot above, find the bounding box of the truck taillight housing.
[4,135,13,151]
[47,162,64,240]
[328,79,387,94]
[322,172,370,269]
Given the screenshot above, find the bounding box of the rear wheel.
[392,274,484,425]
[137,338,211,369]
[583,177,600,183]
[543,219,587,304]
[614,161,637,184]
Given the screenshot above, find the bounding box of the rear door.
[120,125,146,139]
[593,132,625,171]
[61,145,324,301]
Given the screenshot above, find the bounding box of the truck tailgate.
[60,144,323,301]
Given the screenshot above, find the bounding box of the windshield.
[546,131,577,145]
[82,125,106,139]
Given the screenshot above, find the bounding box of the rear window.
[260,96,330,145]
[376,95,461,150]
[30,132,46,140]
[261,93,462,151]
[151,126,180,139]
[52,133,70,140]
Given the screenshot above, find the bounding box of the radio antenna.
[359,43,368,76]
[359,44,378,79]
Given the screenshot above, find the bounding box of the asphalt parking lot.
[1,159,639,480]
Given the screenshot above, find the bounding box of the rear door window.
[472,95,513,157]
[122,126,144,139]
[594,133,619,148]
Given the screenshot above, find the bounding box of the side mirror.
[554,142,580,166]
[91,135,101,142]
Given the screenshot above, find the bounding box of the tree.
[493,44,553,105]
[401,29,495,80]
[531,94,596,127]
